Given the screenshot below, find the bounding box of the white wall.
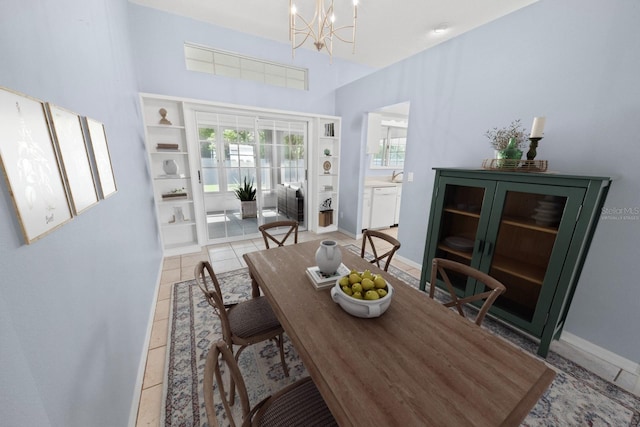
[127,3,373,116]
[335,0,640,362]
[0,1,162,425]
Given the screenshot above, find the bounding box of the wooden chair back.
[204,340,337,427]
[194,261,234,345]
[204,340,251,427]
[361,229,401,271]
[429,258,506,326]
[258,220,298,249]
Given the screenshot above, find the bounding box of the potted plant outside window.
[234,177,257,219]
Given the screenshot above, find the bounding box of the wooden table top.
[243,240,555,427]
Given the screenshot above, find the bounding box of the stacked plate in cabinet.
[531,197,564,226]
[443,236,475,252]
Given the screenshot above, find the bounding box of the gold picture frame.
[85,117,117,198]
[46,103,99,215]
[0,87,73,244]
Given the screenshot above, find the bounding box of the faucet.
[391,170,403,182]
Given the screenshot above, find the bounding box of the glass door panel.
[478,184,585,333]
[431,181,493,293]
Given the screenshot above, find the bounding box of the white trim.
[128,262,164,427]
[395,253,421,270]
[560,331,639,374]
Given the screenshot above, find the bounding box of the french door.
[195,111,307,242]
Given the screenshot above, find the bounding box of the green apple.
[349,273,362,284]
[361,278,374,291]
[364,290,380,300]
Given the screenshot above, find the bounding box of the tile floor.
[134,229,639,426]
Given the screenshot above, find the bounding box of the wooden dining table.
[243,240,555,426]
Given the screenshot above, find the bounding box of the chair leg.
[276,333,289,377]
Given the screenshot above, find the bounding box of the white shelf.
[312,117,341,233]
[141,95,199,252]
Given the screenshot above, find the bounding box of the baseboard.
[560,331,639,374]
[128,261,164,427]
[395,253,421,270]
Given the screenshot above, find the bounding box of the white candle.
[530,117,546,138]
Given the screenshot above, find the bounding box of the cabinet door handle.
[484,241,493,256]
[198,170,201,183]
[477,240,484,253]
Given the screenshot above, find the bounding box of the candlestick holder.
[523,137,543,170]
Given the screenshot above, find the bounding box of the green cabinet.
[419,168,611,357]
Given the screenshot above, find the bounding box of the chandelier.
[289,0,359,62]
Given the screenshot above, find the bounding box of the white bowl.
[330,279,394,318]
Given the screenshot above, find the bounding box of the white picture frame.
[0,87,73,243]
[85,117,117,198]
[46,103,99,215]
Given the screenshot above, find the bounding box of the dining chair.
[429,258,506,326]
[204,340,337,427]
[360,229,401,271]
[258,220,298,249]
[195,261,289,405]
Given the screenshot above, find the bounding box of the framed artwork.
[46,103,99,215]
[0,87,73,244]
[85,117,117,198]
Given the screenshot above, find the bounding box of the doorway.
[195,111,308,242]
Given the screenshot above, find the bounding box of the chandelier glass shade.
[289,0,358,62]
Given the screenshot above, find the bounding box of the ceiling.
[130,0,538,69]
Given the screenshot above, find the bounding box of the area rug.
[162,249,640,427]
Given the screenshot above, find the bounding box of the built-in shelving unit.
[141,96,200,255]
[312,117,341,233]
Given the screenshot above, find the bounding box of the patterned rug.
[162,247,640,427]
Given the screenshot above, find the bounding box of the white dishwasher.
[369,186,397,229]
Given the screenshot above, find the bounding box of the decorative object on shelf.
[324,122,335,136]
[524,116,546,170]
[485,119,528,151]
[495,138,523,168]
[234,176,257,219]
[324,148,331,156]
[481,158,548,172]
[323,160,332,174]
[174,206,186,222]
[289,0,358,62]
[319,210,333,226]
[320,197,332,210]
[315,239,342,275]
[156,142,179,151]
[442,236,474,252]
[162,187,187,200]
[158,108,172,125]
[163,159,179,175]
[531,195,563,226]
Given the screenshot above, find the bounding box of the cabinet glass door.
[428,178,495,295]
[478,183,585,333]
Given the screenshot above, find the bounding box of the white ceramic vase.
[163,159,179,175]
[315,240,342,275]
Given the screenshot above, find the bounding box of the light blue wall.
[0,1,162,426]
[127,3,373,115]
[336,0,640,362]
